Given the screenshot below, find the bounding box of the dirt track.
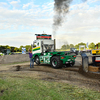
[0,60,100,92]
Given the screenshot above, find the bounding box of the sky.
[0,0,100,48]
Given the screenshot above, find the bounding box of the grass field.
[0,75,100,100]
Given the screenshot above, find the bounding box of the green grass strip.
[0,77,100,100]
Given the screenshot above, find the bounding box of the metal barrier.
[81,53,89,72]
[0,54,30,64]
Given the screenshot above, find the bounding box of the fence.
[0,54,30,64]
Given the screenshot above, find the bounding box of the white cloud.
[0,7,53,29]
[0,2,7,6]
[88,0,100,3]
[51,2,100,48]
[62,3,100,31]
[23,3,31,9]
[0,2,9,8]
[42,2,54,10]
[0,1,100,48]
[22,2,53,17]
[23,2,39,9]
[0,32,35,47]
[10,0,20,4]
[9,0,20,8]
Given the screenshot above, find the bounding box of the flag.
[86,42,88,48]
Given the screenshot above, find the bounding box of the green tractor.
[32,34,76,68]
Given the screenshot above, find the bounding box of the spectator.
[28,49,34,68]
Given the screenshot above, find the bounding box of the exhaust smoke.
[53,0,72,37]
[53,0,87,37]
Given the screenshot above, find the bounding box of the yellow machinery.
[92,44,100,55]
[89,44,100,73]
[92,49,100,55]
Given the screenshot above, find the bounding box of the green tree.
[88,42,95,49]
[97,42,100,49]
[66,44,70,49]
[78,42,86,47]
[61,45,67,50]
[6,45,11,49]
[14,47,19,52]
[19,46,24,52]
[0,46,7,52]
[69,44,74,48]
[25,45,31,52]
[11,47,15,52]
[75,42,86,49]
[75,45,79,49]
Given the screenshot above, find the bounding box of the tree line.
[0,42,100,52]
[60,42,100,50]
[0,45,31,52]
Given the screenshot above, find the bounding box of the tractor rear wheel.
[51,56,62,69]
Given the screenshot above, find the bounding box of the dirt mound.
[79,66,100,79]
[0,62,100,92]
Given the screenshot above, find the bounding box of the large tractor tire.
[51,56,62,69]
[35,56,40,65]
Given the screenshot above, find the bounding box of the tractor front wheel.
[35,56,40,65]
